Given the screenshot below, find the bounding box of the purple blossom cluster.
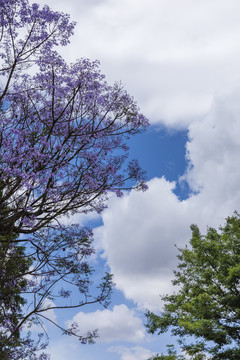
[0,51,148,234]
[0,0,148,357]
[0,0,148,235]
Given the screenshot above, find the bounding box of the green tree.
[0,234,34,359]
[146,213,240,360]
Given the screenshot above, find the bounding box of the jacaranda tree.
[0,0,149,358]
[0,0,148,236]
[146,213,240,360]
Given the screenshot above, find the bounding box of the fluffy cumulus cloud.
[185,91,240,198]
[66,304,145,343]
[99,89,240,310]
[46,341,154,360]
[45,339,83,360]
[35,0,240,127]
[99,178,190,310]
[109,346,154,360]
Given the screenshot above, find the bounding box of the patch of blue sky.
[128,125,191,200]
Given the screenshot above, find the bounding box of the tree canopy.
[0,0,148,358]
[0,0,148,236]
[146,213,240,360]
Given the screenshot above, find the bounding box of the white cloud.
[99,89,240,310]
[109,345,154,360]
[185,90,240,196]
[67,304,145,343]
[99,177,191,310]
[35,0,240,127]
[45,339,84,360]
[99,178,191,310]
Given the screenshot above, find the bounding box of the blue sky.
[31,0,240,359]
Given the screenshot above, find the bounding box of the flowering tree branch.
[0,0,148,358]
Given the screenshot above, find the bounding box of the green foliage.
[146,213,240,360]
[0,234,32,356]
